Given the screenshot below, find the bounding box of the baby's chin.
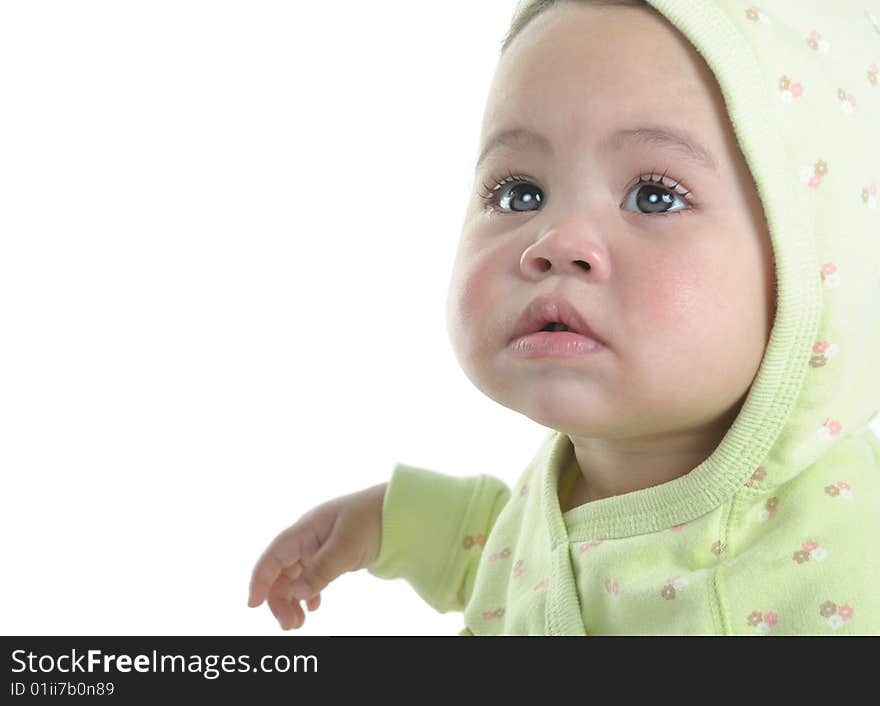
[479,373,612,430]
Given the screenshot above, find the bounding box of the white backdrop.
[2,1,879,637]
[0,0,539,637]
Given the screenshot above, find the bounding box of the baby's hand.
[247,482,387,630]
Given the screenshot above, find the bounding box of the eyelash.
[477,167,694,218]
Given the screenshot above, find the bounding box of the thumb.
[289,527,357,600]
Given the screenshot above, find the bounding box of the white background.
[0,0,539,637]
[1,1,878,637]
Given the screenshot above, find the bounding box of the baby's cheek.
[625,257,743,366]
[447,249,518,400]
[447,247,506,354]
[625,259,704,333]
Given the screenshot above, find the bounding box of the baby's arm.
[248,464,512,630]
[367,463,511,614]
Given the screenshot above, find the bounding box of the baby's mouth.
[541,322,574,332]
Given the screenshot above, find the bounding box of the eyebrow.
[474,124,719,173]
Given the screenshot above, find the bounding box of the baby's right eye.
[478,170,543,214]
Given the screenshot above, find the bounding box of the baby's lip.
[511,294,606,346]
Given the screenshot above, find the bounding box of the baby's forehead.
[484,66,731,173]
[491,5,724,128]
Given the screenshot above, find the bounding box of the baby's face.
[446,3,776,439]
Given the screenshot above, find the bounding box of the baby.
[248,0,880,635]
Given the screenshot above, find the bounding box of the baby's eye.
[478,172,543,214]
[621,174,692,216]
[478,170,693,218]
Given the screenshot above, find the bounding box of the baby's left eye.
[622,175,693,217]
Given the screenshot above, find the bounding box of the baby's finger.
[249,523,318,607]
[281,562,304,583]
[248,552,284,608]
[305,593,321,612]
[267,576,305,630]
[287,521,356,600]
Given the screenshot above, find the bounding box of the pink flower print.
[661,575,688,600]
[805,30,830,53]
[489,546,511,562]
[745,467,767,488]
[745,6,769,24]
[670,522,687,532]
[862,183,878,208]
[801,159,828,189]
[824,480,855,500]
[474,533,485,546]
[810,341,840,368]
[533,578,549,591]
[512,559,524,579]
[481,607,504,621]
[837,87,857,113]
[820,602,854,630]
[778,75,804,104]
[579,540,602,554]
[711,540,727,556]
[799,540,830,562]
[809,340,839,368]
[820,262,840,288]
[759,496,778,522]
[747,609,776,635]
[603,578,620,597]
[835,480,854,500]
[816,418,843,440]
